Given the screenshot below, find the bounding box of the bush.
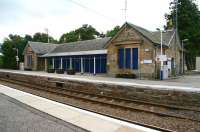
[56,69,64,74]
[47,69,55,73]
[66,69,76,75]
[116,73,137,79]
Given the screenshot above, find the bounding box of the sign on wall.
[142,60,152,64]
[156,55,167,62]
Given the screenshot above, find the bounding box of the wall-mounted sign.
[142,60,152,64]
[156,55,167,62]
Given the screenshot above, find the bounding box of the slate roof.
[27,22,180,58]
[127,22,178,47]
[49,37,111,54]
[28,41,59,55]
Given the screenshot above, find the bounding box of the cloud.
[0,0,200,43]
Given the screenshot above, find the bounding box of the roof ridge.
[126,22,153,33]
[28,41,58,45]
[61,37,111,45]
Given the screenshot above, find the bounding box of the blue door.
[89,57,94,73]
[101,57,107,73]
[132,48,138,69]
[96,56,101,73]
[125,48,131,69]
[118,48,124,69]
[63,58,66,70]
[83,58,90,73]
[73,57,81,72]
[55,58,60,69]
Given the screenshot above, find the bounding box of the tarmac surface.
[0,93,88,132]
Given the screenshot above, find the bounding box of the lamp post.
[156,28,165,80]
[170,0,181,76]
[181,39,188,74]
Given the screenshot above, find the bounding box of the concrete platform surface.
[0,94,88,132]
[0,69,199,92]
[0,84,158,132]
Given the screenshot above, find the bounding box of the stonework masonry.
[106,25,181,79]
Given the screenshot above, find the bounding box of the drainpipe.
[52,58,55,69]
[93,56,96,75]
[81,57,84,74]
[70,57,72,69]
[60,58,63,69]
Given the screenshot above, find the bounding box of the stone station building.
[23,22,182,79]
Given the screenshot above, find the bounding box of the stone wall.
[23,44,53,71]
[37,58,45,71]
[106,25,182,79]
[0,71,199,110]
[24,44,38,71]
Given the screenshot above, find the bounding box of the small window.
[27,55,32,66]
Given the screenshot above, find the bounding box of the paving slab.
[115,126,145,132]
[68,114,120,132]
[45,106,82,121]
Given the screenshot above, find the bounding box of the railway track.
[1,78,200,131]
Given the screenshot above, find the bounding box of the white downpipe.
[93,57,96,75]
[81,57,84,74]
[52,58,55,69]
[70,57,72,69]
[161,31,163,67]
[60,58,63,69]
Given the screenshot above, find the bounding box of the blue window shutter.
[101,56,107,73]
[96,55,101,73]
[118,48,124,69]
[55,58,59,69]
[132,48,138,69]
[84,58,90,73]
[66,58,70,70]
[89,57,94,73]
[125,48,131,69]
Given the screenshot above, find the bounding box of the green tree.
[33,32,58,43]
[59,24,100,43]
[76,24,100,40]
[106,26,120,37]
[167,0,200,69]
[1,34,31,69]
[59,31,79,43]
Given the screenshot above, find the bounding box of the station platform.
[0,69,199,92]
[0,84,158,132]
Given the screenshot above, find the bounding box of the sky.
[0,0,200,43]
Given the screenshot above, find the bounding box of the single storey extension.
[23,22,182,79]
